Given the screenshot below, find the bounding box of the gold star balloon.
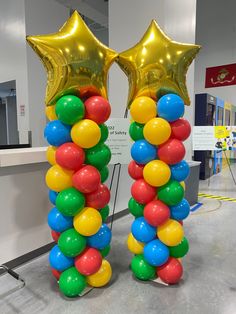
[27,11,117,106]
[117,20,200,108]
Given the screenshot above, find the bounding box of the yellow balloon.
[45,164,73,192]
[71,119,101,149]
[157,219,184,247]
[46,146,57,165]
[180,181,186,190]
[73,207,102,236]
[130,96,156,124]
[143,118,171,145]
[143,160,171,187]
[127,233,144,254]
[45,105,57,121]
[87,259,112,287]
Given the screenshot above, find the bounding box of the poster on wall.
[205,63,236,88]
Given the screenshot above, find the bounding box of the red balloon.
[51,230,60,242]
[131,179,156,204]
[178,220,183,226]
[75,247,102,276]
[84,96,111,124]
[51,268,61,280]
[85,184,110,209]
[171,118,191,141]
[72,165,101,193]
[56,143,85,171]
[158,139,185,165]
[157,257,183,284]
[128,160,144,180]
[144,200,170,227]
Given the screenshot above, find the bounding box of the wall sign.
[205,63,236,88]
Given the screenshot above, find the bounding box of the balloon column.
[27,11,117,297]
[118,20,200,284]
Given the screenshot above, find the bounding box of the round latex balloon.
[56,187,85,216]
[56,95,85,125]
[131,217,156,243]
[130,96,156,124]
[85,143,111,170]
[73,207,102,236]
[99,166,109,183]
[72,165,101,193]
[143,200,170,227]
[158,139,186,165]
[51,268,61,280]
[131,179,156,204]
[157,94,184,122]
[55,143,85,171]
[170,160,190,182]
[128,160,144,180]
[44,120,72,146]
[58,228,86,257]
[51,230,60,242]
[180,181,186,190]
[158,180,184,206]
[99,205,110,222]
[169,237,189,258]
[128,197,144,217]
[48,207,73,232]
[87,259,112,287]
[85,184,110,209]
[170,198,190,220]
[131,254,156,281]
[99,124,109,143]
[143,239,169,266]
[45,165,73,192]
[71,119,101,148]
[143,118,171,145]
[143,160,171,187]
[127,232,145,254]
[45,105,57,121]
[87,224,112,250]
[157,257,183,284]
[157,219,184,246]
[46,146,57,165]
[75,247,102,276]
[131,140,156,164]
[59,266,86,297]
[49,245,74,271]
[129,122,144,141]
[84,96,111,124]
[49,190,58,205]
[100,245,111,258]
[171,118,191,141]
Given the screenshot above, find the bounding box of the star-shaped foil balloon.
[27,11,117,105]
[117,20,200,108]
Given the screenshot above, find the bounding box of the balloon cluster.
[127,94,191,284]
[45,95,112,297]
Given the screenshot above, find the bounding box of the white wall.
[195,0,236,105]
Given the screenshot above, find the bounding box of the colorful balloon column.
[27,11,116,297]
[117,20,200,284]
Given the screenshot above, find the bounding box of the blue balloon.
[131,140,156,164]
[47,207,73,232]
[170,199,190,220]
[131,217,156,243]
[44,120,72,146]
[157,94,184,122]
[49,245,74,271]
[49,190,58,205]
[87,224,112,250]
[170,160,190,181]
[143,239,169,266]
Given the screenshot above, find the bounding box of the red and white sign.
[205,63,236,88]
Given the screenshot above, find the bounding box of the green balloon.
[157,180,184,206]
[99,124,109,143]
[100,205,110,222]
[56,187,85,216]
[58,228,86,257]
[131,254,156,281]
[129,122,144,141]
[100,244,111,258]
[99,166,109,183]
[169,236,189,258]
[85,143,111,170]
[59,267,86,297]
[56,95,85,125]
[128,197,144,217]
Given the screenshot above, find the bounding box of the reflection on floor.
[1,165,236,314]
